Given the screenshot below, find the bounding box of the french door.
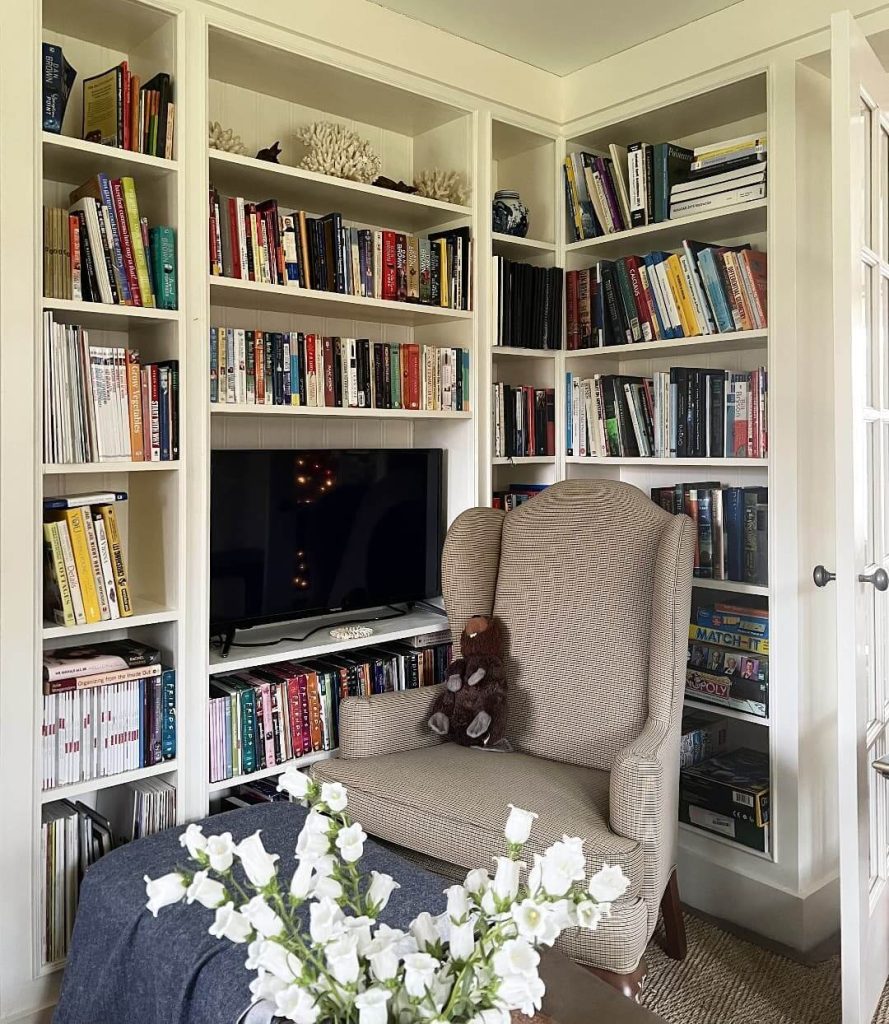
[830,11,889,1023]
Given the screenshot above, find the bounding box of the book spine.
[120,177,154,306]
[80,511,110,620]
[44,522,76,627]
[92,514,120,620]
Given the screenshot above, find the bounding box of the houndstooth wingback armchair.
[314,479,694,984]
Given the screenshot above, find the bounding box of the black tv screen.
[210,448,444,631]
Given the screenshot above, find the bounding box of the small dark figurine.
[256,141,282,163]
[373,175,418,194]
[429,615,510,750]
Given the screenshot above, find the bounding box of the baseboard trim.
[2,1006,55,1024]
[677,849,839,953]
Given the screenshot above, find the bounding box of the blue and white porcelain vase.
[492,189,529,237]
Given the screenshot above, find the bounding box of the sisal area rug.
[640,912,850,1024]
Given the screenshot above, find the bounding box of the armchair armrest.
[609,718,672,846]
[338,684,446,759]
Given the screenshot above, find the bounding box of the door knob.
[813,565,836,587]
[859,566,889,591]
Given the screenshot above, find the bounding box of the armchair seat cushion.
[313,744,643,902]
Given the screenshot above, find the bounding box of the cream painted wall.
[561,0,889,125]
[215,0,562,124]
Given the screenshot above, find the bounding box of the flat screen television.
[210,448,444,634]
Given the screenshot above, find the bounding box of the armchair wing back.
[443,479,693,773]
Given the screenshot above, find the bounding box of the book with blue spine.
[161,668,176,760]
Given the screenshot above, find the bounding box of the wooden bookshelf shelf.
[491,232,556,258]
[42,297,179,329]
[684,697,770,727]
[692,578,769,597]
[566,456,768,467]
[42,132,178,184]
[43,461,180,474]
[209,605,448,675]
[564,199,768,261]
[492,456,555,465]
[211,405,471,420]
[208,748,337,794]
[42,601,179,640]
[564,329,769,361]
[40,760,178,804]
[209,276,473,326]
[492,346,557,358]
[208,151,471,232]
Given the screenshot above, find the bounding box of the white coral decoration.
[296,122,381,183]
[413,168,469,205]
[208,120,247,155]
[145,767,629,1024]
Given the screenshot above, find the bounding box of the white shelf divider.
[40,761,178,804]
[208,748,337,794]
[564,329,768,361]
[683,697,770,727]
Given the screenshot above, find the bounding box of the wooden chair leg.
[585,958,648,1002]
[660,868,687,960]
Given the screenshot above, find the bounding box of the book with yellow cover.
[666,254,700,336]
[49,508,101,623]
[97,503,132,617]
[42,523,75,627]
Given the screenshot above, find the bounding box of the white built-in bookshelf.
[0,0,841,1016]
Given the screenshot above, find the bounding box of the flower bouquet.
[144,769,629,1024]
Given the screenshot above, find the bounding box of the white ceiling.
[369,0,743,76]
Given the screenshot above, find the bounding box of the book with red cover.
[323,337,335,407]
[566,270,579,349]
[395,234,408,302]
[382,231,397,300]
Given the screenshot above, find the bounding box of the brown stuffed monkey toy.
[428,615,510,750]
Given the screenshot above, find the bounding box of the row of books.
[680,711,728,769]
[680,746,770,853]
[43,316,179,465]
[492,384,556,459]
[209,639,452,784]
[493,258,564,350]
[208,191,471,310]
[41,778,175,964]
[565,243,767,350]
[564,132,767,239]
[41,677,176,790]
[565,368,768,459]
[209,330,470,413]
[82,63,174,158]
[43,494,132,627]
[492,483,548,511]
[43,174,177,308]
[652,484,768,584]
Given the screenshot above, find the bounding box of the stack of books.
[680,746,770,852]
[565,367,768,459]
[565,242,767,348]
[209,639,452,784]
[670,134,767,218]
[651,483,768,584]
[43,174,177,308]
[43,493,132,627]
[492,384,556,459]
[209,190,471,311]
[493,257,563,349]
[82,64,173,158]
[41,639,176,789]
[43,314,179,464]
[563,148,632,239]
[127,777,177,840]
[221,777,290,812]
[40,774,175,964]
[680,711,728,769]
[41,800,113,964]
[209,330,469,412]
[686,602,770,719]
[564,133,766,239]
[492,483,548,511]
